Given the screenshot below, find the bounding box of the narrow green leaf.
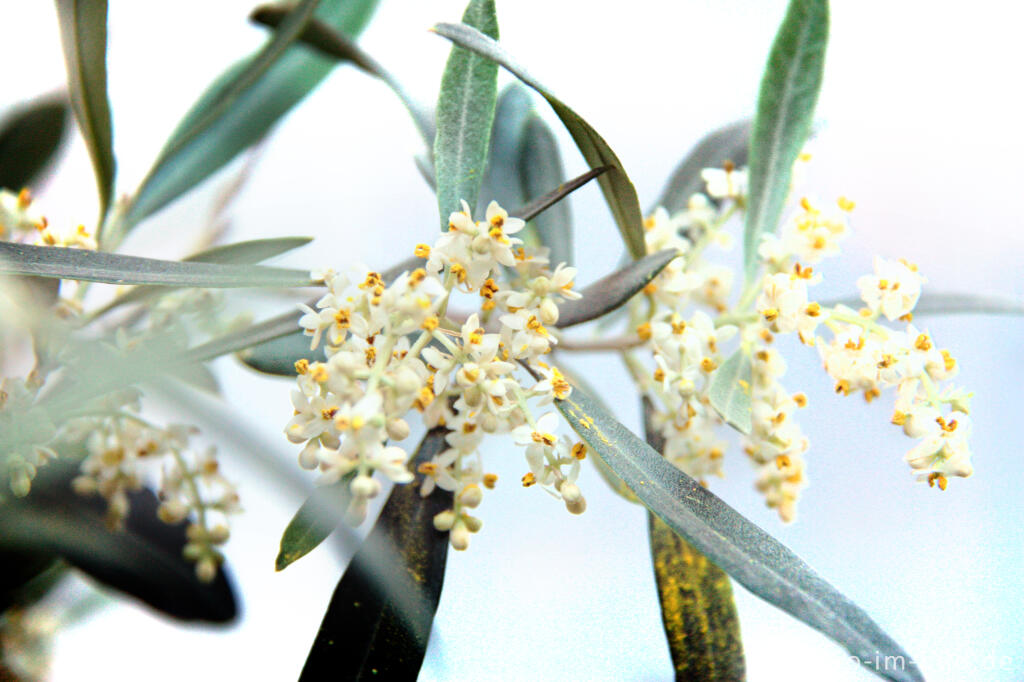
[653,119,751,216]
[556,248,679,328]
[821,292,1024,317]
[301,428,453,680]
[643,396,745,681]
[743,0,829,281]
[91,237,314,317]
[511,166,608,224]
[519,113,572,266]
[480,84,534,214]
[249,5,433,147]
[238,329,326,377]
[276,473,355,571]
[54,0,116,223]
[120,0,380,237]
[431,22,647,260]
[433,0,499,229]
[1,461,236,623]
[0,95,71,191]
[0,241,315,288]
[554,384,922,682]
[708,349,752,435]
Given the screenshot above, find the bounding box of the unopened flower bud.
[462,514,483,533]
[208,524,231,544]
[344,497,368,526]
[565,494,587,515]
[183,542,203,561]
[395,367,421,395]
[196,556,218,583]
[458,483,483,509]
[298,441,320,470]
[350,474,381,499]
[72,475,97,496]
[479,413,499,433]
[450,519,470,550]
[433,509,456,531]
[539,298,560,325]
[387,418,410,441]
[157,500,189,524]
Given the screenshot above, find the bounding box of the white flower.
[701,166,748,200]
[857,256,924,321]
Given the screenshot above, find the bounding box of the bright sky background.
[4,1,1024,681]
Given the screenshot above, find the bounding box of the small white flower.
[857,257,924,321]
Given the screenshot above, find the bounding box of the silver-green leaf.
[55,0,116,224]
[433,0,499,229]
[519,113,572,266]
[743,0,828,281]
[431,22,647,261]
[653,119,751,216]
[708,349,753,434]
[554,384,922,682]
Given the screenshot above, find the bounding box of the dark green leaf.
[519,113,572,266]
[276,474,355,571]
[433,0,499,229]
[431,22,647,260]
[743,0,829,281]
[653,119,751,216]
[556,248,679,328]
[821,292,1024,317]
[250,5,433,147]
[120,0,380,238]
[55,0,116,223]
[553,384,920,682]
[301,428,452,680]
[0,95,71,192]
[511,165,608,224]
[0,553,64,613]
[0,241,315,288]
[708,349,752,434]
[0,462,236,623]
[238,329,326,376]
[643,397,745,681]
[480,84,534,214]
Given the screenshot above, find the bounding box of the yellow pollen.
[800,197,813,212]
[488,225,509,244]
[864,387,881,403]
[483,473,498,489]
[837,196,856,212]
[927,472,948,490]
[522,472,536,487]
[531,431,556,446]
[941,349,956,371]
[671,319,686,335]
[418,462,438,475]
[334,309,351,327]
[414,244,431,258]
[643,282,657,295]
[527,316,548,336]
[700,357,717,372]
[762,307,779,323]
[793,393,808,408]
[365,347,376,365]
[805,302,821,317]
[571,442,587,460]
[489,212,505,228]
[914,334,932,351]
[422,316,439,331]
[450,263,467,283]
[891,411,907,426]
[462,422,477,434]
[310,364,329,383]
[335,416,350,430]
[899,312,914,322]
[294,358,310,375]
[653,368,665,382]
[760,328,774,343]
[835,379,851,395]
[320,407,338,420]
[643,215,656,231]
[775,454,791,469]
[351,416,365,430]
[17,188,32,208]
[636,322,652,341]
[709,447,724,460]
[723,159,735,172]
[877,278,889,290]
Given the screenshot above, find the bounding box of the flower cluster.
[288,200,589,549]
[627,154,972,522]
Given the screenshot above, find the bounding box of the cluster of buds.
[289,201,589,549]
[0,188,96,249]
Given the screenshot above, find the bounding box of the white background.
[4,1,1024,680]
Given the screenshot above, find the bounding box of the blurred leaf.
[432,22,646,260]
[433,0,499,230]
[276,473,355,571]
[821,292,1024,317]
[480,84,534,214]
[301,428,453,680]
[0,462,237,623]
[707,349,752,435]
[643,396,745,681]
[519,113,572,266]
[120,0,380,238]
[0,553,64,614]
[511,165,608,224]
[553,384,922,682]
[653,119,751,216]
[55,0,116,223]
[0,241,315,288]
[743,0,829,281]
[250,5,433,146]
[556,248,679,328]
[93,236,313,316]
[238,328,326,376]
[0,95,71,192]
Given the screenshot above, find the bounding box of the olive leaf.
[0,241,315,288]
[743,0,829,281]
[431,22,647,261]
[54,0,116,223]
[300,428,453,680]
[276,473,355,571]
[821,292,1024,317]
[653,119,751,216]
[480,84,534,215]
[707,349,753,435]
[552,383,922,682]
[0,461,236,623]
[519,113,572,266]
[643,396,745,681]
[0,94,71,192]
[433,0,499,230]
[556,248,679,328]
[119,0,380,239]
